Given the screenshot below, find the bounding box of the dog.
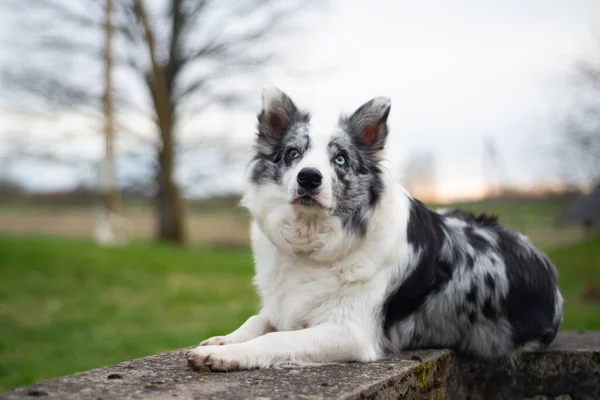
[186,87,564,372]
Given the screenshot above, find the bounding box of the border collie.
[186,87,563,372]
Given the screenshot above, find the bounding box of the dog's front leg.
[199,315,274,346]
[186,323,377,372]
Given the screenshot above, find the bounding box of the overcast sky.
[2,0,600,200]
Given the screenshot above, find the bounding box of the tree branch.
[133,0,174,129]
[27,0,103,29]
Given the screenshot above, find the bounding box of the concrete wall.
[2,332,599,400]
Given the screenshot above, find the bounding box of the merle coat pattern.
[186,87,563,372]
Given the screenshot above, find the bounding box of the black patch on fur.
[497,229,559,347]
[482,298,498,321]
[367,175,384,206]
[382,202,561,357]
[436,260,454,283]
[465,253,475,269]
[466,284,478,304]
[332,98,391,236]
[484,273,495,290]
[468,311,477,323]
[405,199,444,250]
[464,227,490,251]
[412,332,422,343]
[382,199,454,333]
[327,135,385,237]
[444,209,499,226]
[250,112,310,185]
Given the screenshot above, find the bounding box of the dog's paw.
[199,336,235,346]
[185,345,248,372]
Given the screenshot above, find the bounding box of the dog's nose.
[297,168,322,190]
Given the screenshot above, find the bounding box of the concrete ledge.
[1,332,599,400]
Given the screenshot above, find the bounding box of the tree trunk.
[154,126,186,244]
[134,0,186,244]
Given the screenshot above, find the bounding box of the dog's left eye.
[334,155,346,165]
[287,149,300,160]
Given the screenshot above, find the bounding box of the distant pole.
[104,0,119,213]
[483,137,501,198]
[96,0,122,245]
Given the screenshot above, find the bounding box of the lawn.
[0,236,258,391]
[0,201,599,391]
[545,237,600,331]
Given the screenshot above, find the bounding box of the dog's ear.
[257,87,301,139]
[348,97,391,151]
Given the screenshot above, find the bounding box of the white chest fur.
[250,221,403,337]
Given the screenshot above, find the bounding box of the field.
[0,201,250,248]
[0,236,257,391]
[0,198,599,391]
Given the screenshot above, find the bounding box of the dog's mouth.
[291,191,326,208]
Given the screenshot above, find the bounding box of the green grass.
[0,229,599,391]
[0,235,257,391]
[546,237,600,331]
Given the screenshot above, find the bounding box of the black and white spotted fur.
[186,87,563,372]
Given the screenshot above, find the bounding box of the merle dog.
[186,87,563,372]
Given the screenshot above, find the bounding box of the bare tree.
[1,0,320,244]
[560,54,600,185]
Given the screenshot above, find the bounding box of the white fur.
[187,142,415,370]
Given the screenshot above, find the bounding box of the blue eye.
[287,149,300,160]
[334,155,346,165]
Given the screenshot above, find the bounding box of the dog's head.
[243,87,392,258]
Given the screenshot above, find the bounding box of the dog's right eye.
[334,155,346,165]
[287,149,300,160]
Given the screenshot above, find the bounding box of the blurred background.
[1,0,599,391]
